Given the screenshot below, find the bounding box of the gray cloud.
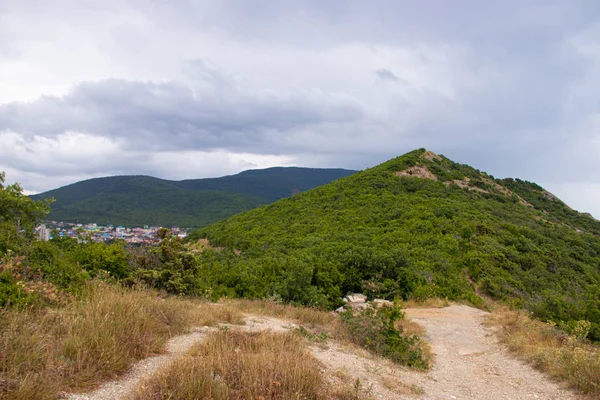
[375,69,400,82]
[0,0,600,216]
[0,70,364,153]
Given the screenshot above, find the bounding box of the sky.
[1,1,599,218]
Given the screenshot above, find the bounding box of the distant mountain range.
[30,167,357,227]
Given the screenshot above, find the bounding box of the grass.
[486,306,600,396]
[130,299,427,399]
[0,283,242,400]
[227,298,432,368]
[131,330,368,400]
[401,297,451,309]
[0,292,431,399]
[225,298,335,327]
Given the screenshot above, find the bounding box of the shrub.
[340,303,429,369]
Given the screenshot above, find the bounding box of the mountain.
[194,149,600,341]
[30,167,357,227]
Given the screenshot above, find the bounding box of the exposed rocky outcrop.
[335,294,393,312]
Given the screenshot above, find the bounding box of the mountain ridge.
[31,167,357,227]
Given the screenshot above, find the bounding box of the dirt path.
[401,305,579,400]
[312,305,581,400]
[67,306,582,400]
[66,315,295,400]
[66,327,215,400]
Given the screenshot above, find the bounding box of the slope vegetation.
[31,167,356,227]
[196,149,600,340]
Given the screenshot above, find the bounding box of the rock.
[335,306,345,313]
[372,299,393,308]
[350,302,368,311]
[345,293,367,303]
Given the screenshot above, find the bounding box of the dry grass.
[381,376,424,396]
[228,299,433,370]
[487,306,600,395]
[1,292,430,400]
[0,283,242,400]
[402,297,450,309]
[226,298,335,327]
[131,330,369,400]
[396,317,433,363]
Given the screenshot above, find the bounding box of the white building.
[37,224,51,241]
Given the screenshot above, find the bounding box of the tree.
[0,172,53,253]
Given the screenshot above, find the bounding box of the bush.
[340,303,429,369]
[0,270,30,307]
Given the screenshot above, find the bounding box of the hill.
[30,167,356,227]
[194,149,600,340]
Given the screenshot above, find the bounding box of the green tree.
[0,172,53,253]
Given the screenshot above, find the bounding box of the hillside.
[195,149,600,341]
[30,167,356,227]
[3,165,599,400]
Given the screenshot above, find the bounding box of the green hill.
[30,167,356,227]
[194,149,600,340]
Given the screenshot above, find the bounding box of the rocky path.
[67,306,582,400]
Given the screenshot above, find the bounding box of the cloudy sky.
[1,1,599,217]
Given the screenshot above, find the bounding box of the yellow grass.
[0,283,242,400]
[402,297,450,309]
[225,298,335,327]
[1,292,430,399]
[131,330,369,400]
[486,306,600,395]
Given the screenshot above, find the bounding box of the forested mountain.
[30,167,356,227]
[194,149,600,340]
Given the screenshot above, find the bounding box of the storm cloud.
[1,0,599,216]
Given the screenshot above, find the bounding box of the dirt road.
[69,306,582,400]
[400,305,579,399]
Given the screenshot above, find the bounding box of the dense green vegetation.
[192,149,600,341]
[31,167,356,227]
[5,149,600,345]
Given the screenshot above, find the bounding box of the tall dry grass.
[0,283,242,400]
[131,330,369,400]
[487,307,600,396]
[226,298,335,327]
[401,297,450,309]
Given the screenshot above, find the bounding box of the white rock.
[371,299,393,308]
[345,293,367,303]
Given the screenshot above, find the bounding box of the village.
[36,222,189,244]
